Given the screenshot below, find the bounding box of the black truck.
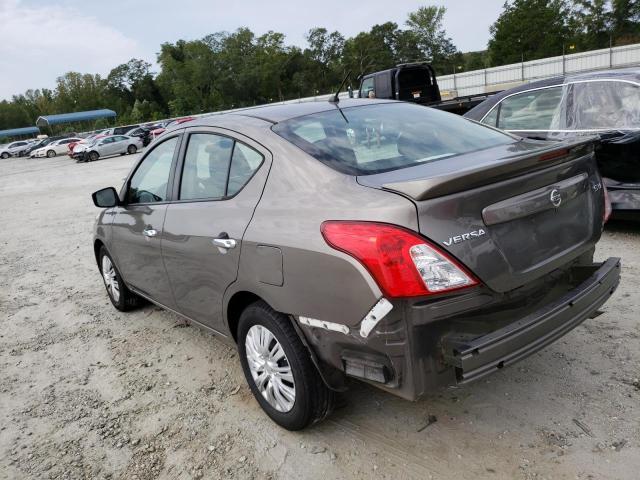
[357,62,497,115]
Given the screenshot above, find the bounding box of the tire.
[237,301,334,430]
[46,149,56,158]
[88,151,99,162]
[1,152,9,159]
[98,246,143,311]
[127,144,137,154]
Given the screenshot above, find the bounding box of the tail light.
[603,186,612,224]
[321,221,478,298]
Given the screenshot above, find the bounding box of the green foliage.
[488,0,640,65]
[488,0,569,65]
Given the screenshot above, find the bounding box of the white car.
[1,140,32,159]
[32,138,83,158]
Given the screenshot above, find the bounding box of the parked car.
[114,124,140,136]
[125,126,153,146]
[464,67,640,220]
[149,117,194,140]
[32,137,83,158]
[91,99,619,430]
[67,134,107,157]
[79,135,143,162]
[1,140,32,158]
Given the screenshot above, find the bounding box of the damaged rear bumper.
[299,257,621,400]
[441,257,621,384]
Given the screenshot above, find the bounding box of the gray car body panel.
[93,99,619,400]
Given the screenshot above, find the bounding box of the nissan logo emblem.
[550,189,562,207]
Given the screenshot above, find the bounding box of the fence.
[437,42,640,97]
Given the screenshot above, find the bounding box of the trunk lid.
[357,138,605,293]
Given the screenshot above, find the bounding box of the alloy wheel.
[244,324,296,412]
[101,255,120,302]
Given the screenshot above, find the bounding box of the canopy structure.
[36,109,116,127]
[0,126,40,138]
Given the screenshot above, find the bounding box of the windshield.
[272,103,515,175]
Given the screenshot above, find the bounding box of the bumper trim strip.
[443,257,621,383]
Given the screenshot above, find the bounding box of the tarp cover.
[36,109,116,127]
[0,126,40,137]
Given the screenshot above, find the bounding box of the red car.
[149,117,195,140]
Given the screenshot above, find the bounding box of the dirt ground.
[0,153,639,480]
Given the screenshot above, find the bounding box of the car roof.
[194,98,396,125]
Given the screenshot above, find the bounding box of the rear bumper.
[302,257,621,400]
[441,257,620,384]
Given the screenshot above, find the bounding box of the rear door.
[162,128,269,333]
[110,134,182,305]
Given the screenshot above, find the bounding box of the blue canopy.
[36,109,116,127]
[0,126,40,138]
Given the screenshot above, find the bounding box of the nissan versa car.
[92,99,620,430]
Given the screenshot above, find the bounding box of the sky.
[0,0,505,101]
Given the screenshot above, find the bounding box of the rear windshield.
[272,102,515,175]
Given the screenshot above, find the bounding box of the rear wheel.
[88,151,99,162]
[46,149,56,158]
[127,144,137,154]
[98,246,143,311]
[237,301,334,430]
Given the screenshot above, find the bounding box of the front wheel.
[237,301,334,430]
[1,152,10,159]
[47,149,56,158]
[88,151,99,162]
[98,246,143,311]
[127,144,137,154]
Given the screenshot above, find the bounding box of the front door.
[110,135,181,305]
[162,129,269,332]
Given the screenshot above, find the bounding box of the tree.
[405,6,459,72]
[488,0,569,66]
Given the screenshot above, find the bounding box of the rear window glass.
[272,103,514,175]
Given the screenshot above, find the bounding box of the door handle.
[212,237,237,249]
[143,228,157,237]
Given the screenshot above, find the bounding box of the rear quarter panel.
[228,133,419,328]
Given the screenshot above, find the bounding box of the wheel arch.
[224,289,347,392]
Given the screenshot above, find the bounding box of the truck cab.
[358,62,441,104]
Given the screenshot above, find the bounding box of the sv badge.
[443,229,486,246]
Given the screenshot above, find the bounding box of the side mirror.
[92,187,119,208]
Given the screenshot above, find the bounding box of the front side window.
[497,86,564,130]
[180,134,233,200]
[273,102,514,175]
[568,81,640,129]
[127,137,178,204]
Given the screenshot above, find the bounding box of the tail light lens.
[321,221,478,298]
[603,186,612,224]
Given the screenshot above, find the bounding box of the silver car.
[92,99,618,430]
[79,135,143,162]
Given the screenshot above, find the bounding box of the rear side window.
[180,134,233,200]
[360,77,375,98]
[128,137,178,204]
[568,81,640,129]
[497,87,563,130]
[272,103,514,175]
[227,143,263,196]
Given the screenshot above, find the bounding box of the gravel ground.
[0,154,639,480]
